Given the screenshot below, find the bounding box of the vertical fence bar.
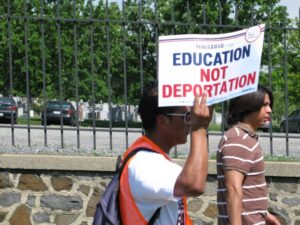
[235,2,239,25]
[40,0,47,146]
[8,1,15,132]
[89,0,96,150]
[266,9,273,156]
[186,1,191,33]
[214,0,223,153]
[202,0,207,33]
[218,0,222,26]
[24,0,31,147]
[56,0,64,148]
[283,28,289,156]
[170,0,175,35]
[154,0,158,78]
[73,0,80,149]
[138,0,144,97]
[122,0,129,149]
[105,0,113,150]
[171,0,178,158]
[250,3,254,25]
[220,0,226,134]
[7,0,15,146]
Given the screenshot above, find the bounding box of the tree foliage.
[0,0,299,120]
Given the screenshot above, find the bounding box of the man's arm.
[174,93,214,197]
[224,170,244,225]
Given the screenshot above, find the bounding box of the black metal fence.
[0,0,299,158]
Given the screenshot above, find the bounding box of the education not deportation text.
[158,24,265,107]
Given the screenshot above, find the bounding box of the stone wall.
[0,170,111,225]
[0,155,299,225]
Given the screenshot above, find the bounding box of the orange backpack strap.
[121,136,170,162]
[119,146,162,225]
[184,197,193,225]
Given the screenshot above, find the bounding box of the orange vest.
[119,135,193,225]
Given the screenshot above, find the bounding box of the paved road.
[0,124,299,158]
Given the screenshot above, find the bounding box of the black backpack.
[92,147,161,225]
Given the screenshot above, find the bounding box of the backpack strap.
[148,207,161,225]
[117,147,157,173]
[117,147,161,225]
[115,155,122,171]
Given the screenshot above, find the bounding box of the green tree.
[0,0,298,118]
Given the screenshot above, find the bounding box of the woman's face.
[249,93,272,130]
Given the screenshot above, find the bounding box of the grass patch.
[17,117,41,125]
[264,155,300,162]
[81,119,142,128]
[208,123,223,131]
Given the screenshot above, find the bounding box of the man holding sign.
[119,81,214,224]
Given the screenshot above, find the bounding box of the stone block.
[0,172,13,189]
[9,204,32,225]
[271,177,298,193]
[190,217,214,225]
[0,211,7,222]
[78,184,90,196]
[203,202,218,219]
[282,197,300,207]
[40,194,82,211]
[0,192,21,207]
[204,179,217,196]
[188,198,203,213]
[18,174,48,191]
[33,212,50,223]
[26,195,36,207]
[190,218,205,225]
[80,222,88,225]
[86,187,101,217]
[51,176,73,191]
[269,192,278,202]
[55,213,79,225]
[294,209,300,216]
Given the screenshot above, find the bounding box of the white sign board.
[158,24,265,106]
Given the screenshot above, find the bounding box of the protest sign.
[158,24,265,106]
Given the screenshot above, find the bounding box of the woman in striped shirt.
[217,85,281,225]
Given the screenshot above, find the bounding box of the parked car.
[280,109,300,133]
[41,101,76,126]
[0,97,18,124]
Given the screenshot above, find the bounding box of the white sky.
[279,0,299,19]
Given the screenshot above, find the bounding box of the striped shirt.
[217,123,268,225]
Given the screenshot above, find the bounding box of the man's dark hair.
[226,85,273,127]
[137,81,177,133]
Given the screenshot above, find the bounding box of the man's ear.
[156,114,170,129]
